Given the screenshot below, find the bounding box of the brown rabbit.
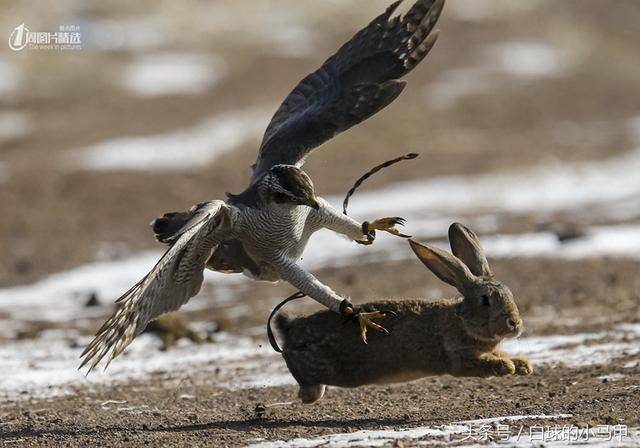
[273,223,533,403]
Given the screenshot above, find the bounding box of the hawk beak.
[307,196,320,210]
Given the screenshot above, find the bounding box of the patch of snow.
[266,23,319,58]
[122,53,226,97]
[488,42,563,78]
[80,108,269,171]
[447,0,546,22]
[0,250,244,323]
[427,67,499,109]
[340,136,640,220]
[426,40,564,108]
[481,225,640,260]
[248,414,572,448]
[248,424,469,448]
[598,373,626,382]
[0,330,269,400]
[463,429,640,448]
[82,17,168,52]
[0,251,162,322]
[202,4,320,58]
[0,111,31,143]
[504,324,640,367]
[304,222,640,272]
[0,57,20,95]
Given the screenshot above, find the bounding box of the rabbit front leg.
[495,351,533,375]
[456,353,516,378]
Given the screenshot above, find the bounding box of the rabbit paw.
[511,357,533,375]
[365,217,411,238]
[487,358,516,377]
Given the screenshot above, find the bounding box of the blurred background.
[2,0,639,285]
[0,0,639,432]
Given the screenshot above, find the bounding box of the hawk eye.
[273,192,289,203]
[482,295,490,306]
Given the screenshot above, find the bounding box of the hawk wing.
[250,0,444,182]
[80,200,237,372]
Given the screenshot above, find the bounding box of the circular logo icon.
[9,23,28,51]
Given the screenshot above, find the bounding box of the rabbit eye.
[481,295,490,306]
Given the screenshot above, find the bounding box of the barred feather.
[79,201,236,373]
[250,0,445,182]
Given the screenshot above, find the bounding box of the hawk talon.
[366,217,411,239]
[340,301,394,343]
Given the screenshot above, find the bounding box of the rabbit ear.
[448,223,493,278]
[409,239,476,291]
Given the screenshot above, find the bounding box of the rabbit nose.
[506,318,519,331]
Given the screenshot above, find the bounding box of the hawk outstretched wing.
[80,201,237,372]
[250,0,444,182]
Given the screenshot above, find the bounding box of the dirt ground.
[1,258,639,446]
[1,361,638,447]
[1,0,640,446]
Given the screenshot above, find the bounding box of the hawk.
[81,0,445,371]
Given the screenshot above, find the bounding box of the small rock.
[604,415,617,425]
[85,292,100,307]
[254,404,267,419]
[15,259,32,275]
[143,313,204,350]
[538,221,587,243]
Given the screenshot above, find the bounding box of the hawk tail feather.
[79,275,150,373]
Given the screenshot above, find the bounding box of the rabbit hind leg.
[298,384,326,404]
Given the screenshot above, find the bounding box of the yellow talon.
[368,217,411,238]
[355,311,389,344]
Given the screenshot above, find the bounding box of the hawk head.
[262,165,319,209]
